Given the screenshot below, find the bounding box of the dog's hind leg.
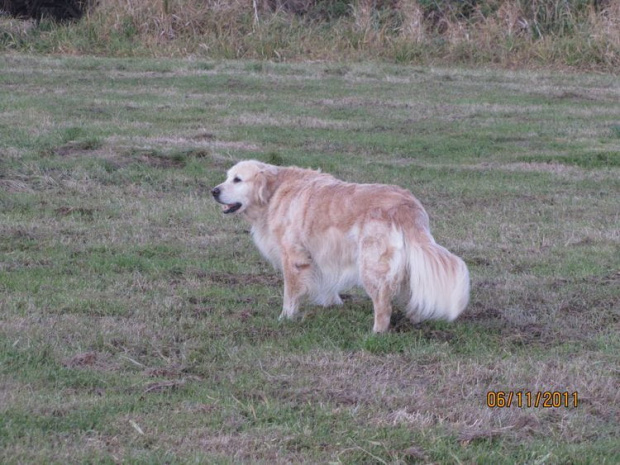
[364,280,394,333]
[279,245,313,321]
[359,221,405,333]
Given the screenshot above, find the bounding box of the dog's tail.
[398,209,469,322]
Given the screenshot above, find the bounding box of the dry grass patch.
[477,161,620,182]
[256,349,618,446]
[4,0,619,69]
[222,113,366,130]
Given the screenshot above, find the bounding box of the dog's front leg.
[279,247,312,321]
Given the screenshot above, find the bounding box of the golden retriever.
[212,160,469,333]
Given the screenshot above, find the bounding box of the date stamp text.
[486,391,579,408]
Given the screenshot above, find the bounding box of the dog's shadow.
[390,311,457,342]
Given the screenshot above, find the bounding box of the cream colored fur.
[212,160,469,333]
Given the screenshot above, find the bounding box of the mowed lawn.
[0,55,619,464]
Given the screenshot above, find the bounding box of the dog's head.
[211,160,279,215]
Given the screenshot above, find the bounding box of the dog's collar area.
[222,203,242,214]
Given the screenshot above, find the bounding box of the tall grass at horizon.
[0,0,619,70]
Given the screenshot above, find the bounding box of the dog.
[212,160,469,333]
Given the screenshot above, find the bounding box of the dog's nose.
[211,187,220,198]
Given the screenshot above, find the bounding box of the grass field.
[0,55,619,463]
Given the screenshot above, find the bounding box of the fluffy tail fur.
[403,239,470,323]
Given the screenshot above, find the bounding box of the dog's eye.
[233,177,242,183]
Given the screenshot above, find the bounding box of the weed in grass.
[265,151,284,166]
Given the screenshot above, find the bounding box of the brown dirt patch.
[191,132,216,141]
[458,426,513,445]
[62,351,117,372]
[53,143,93,157]
[207,271,281,287]
[54,206,97,219]
[133,151,185,169]
[63,351,99,368]
[143,379,186,394]
[144,365,186,378]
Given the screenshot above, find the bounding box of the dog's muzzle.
[211,187,242,214]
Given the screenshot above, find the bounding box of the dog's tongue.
[222,203,241,214]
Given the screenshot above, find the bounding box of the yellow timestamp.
[486,391,579,408]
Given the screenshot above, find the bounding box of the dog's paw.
[278,310,302,322]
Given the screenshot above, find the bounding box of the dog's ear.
[257,165,279,205]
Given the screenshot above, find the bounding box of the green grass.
[1,55,619,463]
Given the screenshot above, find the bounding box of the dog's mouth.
[221,202,242,214]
